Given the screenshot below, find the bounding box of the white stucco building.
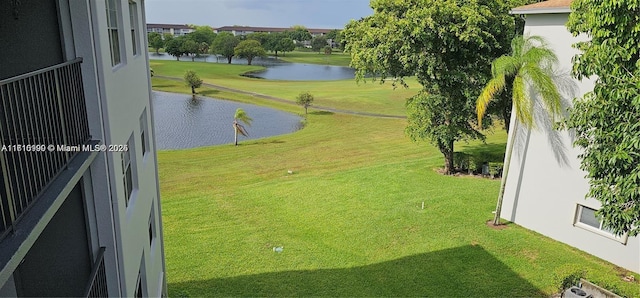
[0,0,167,296]
[147,23,195,37]
[501,0,639,273]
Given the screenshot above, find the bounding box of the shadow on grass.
[309,111,334,116]
[244,139,286,146]
[460,142,507,163]
[169,245,545,297]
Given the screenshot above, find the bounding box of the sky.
[145,0,373,29]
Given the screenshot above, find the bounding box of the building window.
[148,201,156,247]
[122,148,133,204]
[129,0,139,56]
[140,109,149,156]
[574,204,628,244]
[122,136,137,205]
[106,0,122,66]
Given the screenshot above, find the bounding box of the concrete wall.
[0,0,64,79]
[500,13,640,273]
[88,0,166,296]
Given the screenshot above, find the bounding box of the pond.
[149,52,355,81]
[152,91,303,150]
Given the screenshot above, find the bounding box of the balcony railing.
[0,58,91,238]
[85,247,108,298]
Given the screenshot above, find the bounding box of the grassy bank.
[277,49,351,67]
[150,60,419,116]
[154,67,640,297]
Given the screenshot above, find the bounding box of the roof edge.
[509,7,571,14]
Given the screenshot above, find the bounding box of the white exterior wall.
[89,0,166,296]
[501,13,640,273]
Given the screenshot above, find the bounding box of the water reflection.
[149,53,355,81]
[152,91,302,150]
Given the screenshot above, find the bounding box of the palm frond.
[522,64,563,121]
[512,75,534,127]
[476,74,506,126]
[234,108,253,126]
[491,56,519,78]
[522,47,559,71]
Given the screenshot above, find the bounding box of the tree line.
[148,26,344,65]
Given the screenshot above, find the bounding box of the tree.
[165,36,185,61]
[233,108,252,146]
[247,32,272,48]
[565,0,640,236]
[181,39,199,61]
[326,29,343,49]
[188,25,216,46]
[311,36,328,53]
[234,40,266,65]
[276,37,295,56]
[326,29,340,41]
[184,70,202,94]
[212,32,240,64]
[323,46,332,55]
[148,32,164,54]
[343,0,517,174]
[476,35,563,226]
[296,92,314,114]
[248,32,287,57]
[287,26,312,43]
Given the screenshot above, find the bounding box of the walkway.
[154,75,407,119]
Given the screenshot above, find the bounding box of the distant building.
[502,0,639,274]
[214,25,334,37]
[1,0,167,296]
[147,23,195,36]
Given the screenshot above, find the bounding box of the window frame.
[139,108,149,158]
[105,0,123,66]
[129,0,139,56]
[122,135,138,207]
[573,204,629,244]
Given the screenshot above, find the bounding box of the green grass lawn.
[155,66,640,297]
[277,49,352,67]
[150,60,419,116]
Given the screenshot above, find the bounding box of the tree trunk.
[227,56,232,64]
[275,50,278,58]
[191,55,195,62]
[439,139,455,175]
[304,106,308,114]
[247,57,253,65]
[155,48,160,54]
[493,120,518,225]
[191,86,195,94]
[176,56,180,61]
[234,123,238,146]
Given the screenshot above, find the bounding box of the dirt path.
[154,75,407,119]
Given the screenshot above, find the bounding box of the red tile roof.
[511,0,572,13]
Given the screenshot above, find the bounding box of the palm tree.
[233,108,252,146]
[476,35,562,226]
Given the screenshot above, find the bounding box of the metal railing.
[0,58,91,238]
[85,247,108,297]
